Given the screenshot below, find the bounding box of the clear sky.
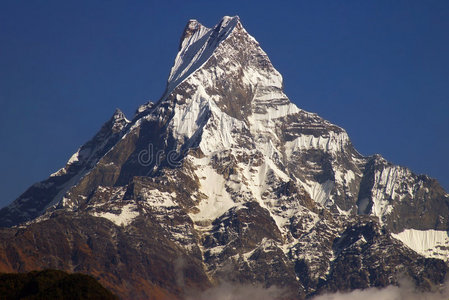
[1,1,448,208]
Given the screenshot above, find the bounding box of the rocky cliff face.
[0,16,448,299]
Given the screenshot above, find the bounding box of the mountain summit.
[1,16,448,299]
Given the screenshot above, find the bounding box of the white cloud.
[312,279,449,300]
[185,281,286,300]
[183,278,449,300]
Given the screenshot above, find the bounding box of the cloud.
[183,278,449,300]
[174,256,186,288]
[173,257,286,300]
[311,279,449,300]
[175,257,447,300]
[185,281,286,300]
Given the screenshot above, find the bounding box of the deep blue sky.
[1,1,448,208]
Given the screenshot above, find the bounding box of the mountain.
[0,16,448,299]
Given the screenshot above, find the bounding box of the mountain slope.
[0,16,448,299]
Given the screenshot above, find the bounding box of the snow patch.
[370,165,413,221]
[189,161,236,222]
[285,131,349,157]
[302,180,334,206]
[392,229,449,260]
[92,204,139,227]
[140,188,177,207]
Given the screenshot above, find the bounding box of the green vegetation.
[0,269,118,300]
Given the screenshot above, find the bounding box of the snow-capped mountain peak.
[166,16,241,99]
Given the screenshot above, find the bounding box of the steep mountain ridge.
[0,16,448,299]
[0,109,130,227]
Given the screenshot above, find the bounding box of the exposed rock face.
[0,16,448,299]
